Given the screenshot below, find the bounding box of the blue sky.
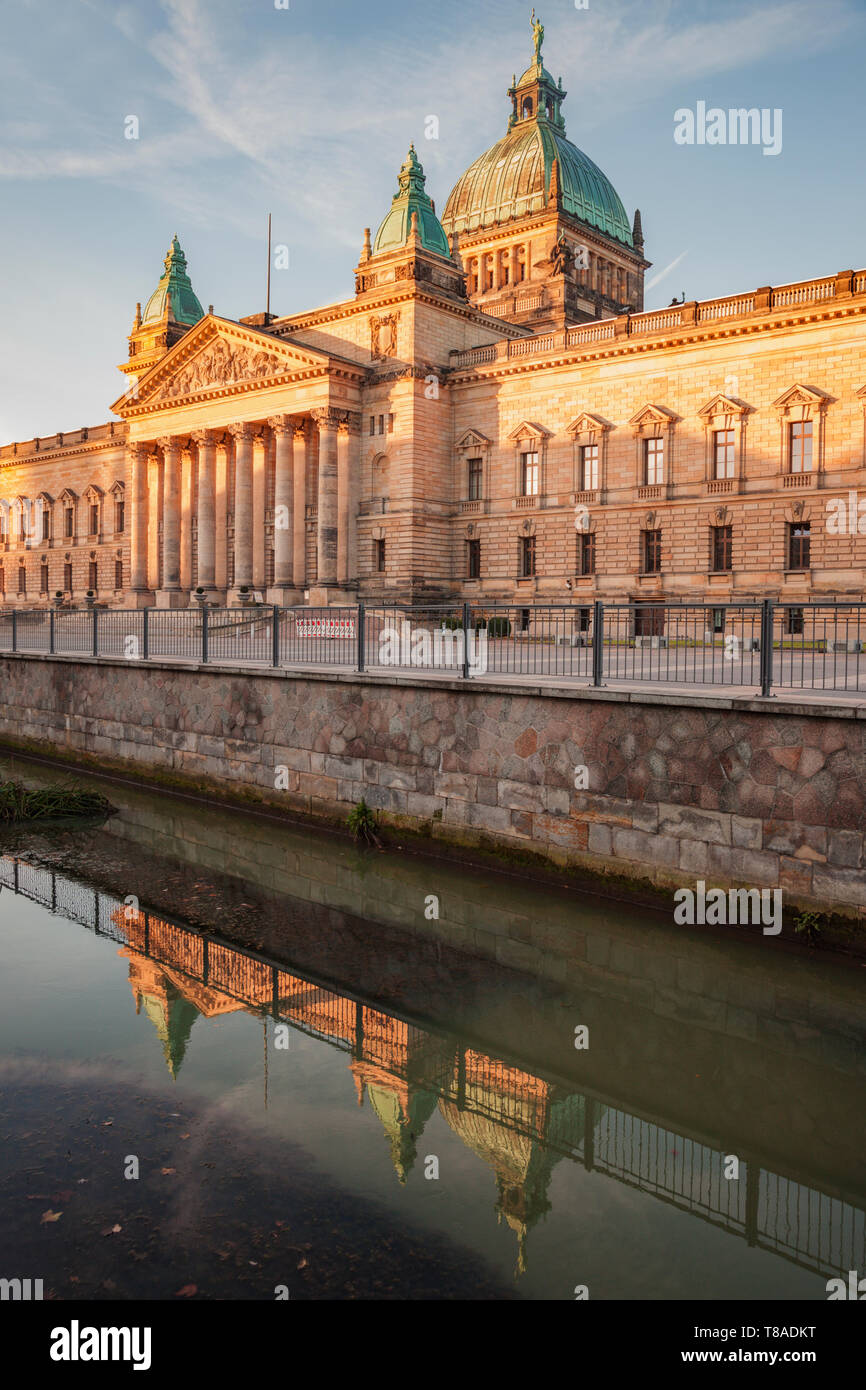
[1,0,864,441]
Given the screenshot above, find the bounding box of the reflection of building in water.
[112,904,575,1269]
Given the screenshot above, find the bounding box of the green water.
[0,754,863,1300]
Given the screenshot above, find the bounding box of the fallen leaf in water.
[161,1168,176,1176]
[297,1256,308,1269]
[180,1134,190,1141]
[40,1210,62,1223]
[175,1284,197,1298]
[101,1224,122,1236]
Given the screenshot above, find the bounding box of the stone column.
[128,443,149,594]
[180,444,194,591]
[337,412,362,586]
[252,429,267,591]
[230,423,254,592]
[214,434,229,593]
[192,431,216,590]
[292,420,308,590]
[147,452,162,592]
[312,409,339,588]
[158,436,182,598]
[268,416,294,593]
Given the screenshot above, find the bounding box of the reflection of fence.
[1,601,866,695]
[3,848,865,1281]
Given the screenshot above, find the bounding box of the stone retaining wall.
[0,654,864,918]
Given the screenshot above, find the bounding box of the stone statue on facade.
[549,235,574,276]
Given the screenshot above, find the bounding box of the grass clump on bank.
[0,779,116,824]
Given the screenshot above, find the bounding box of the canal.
[0,754,864,1301]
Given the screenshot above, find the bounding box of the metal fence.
[0,599,865,696]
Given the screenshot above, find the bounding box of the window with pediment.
[567,413,613,503]
[773,385,831,479]
[629,405,678,496]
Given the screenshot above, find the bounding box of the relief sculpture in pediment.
[153,340,285,402]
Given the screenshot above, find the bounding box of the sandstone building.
[1,21,865,615]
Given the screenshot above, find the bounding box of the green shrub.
[347,798,380,846]
[485,616,512,638]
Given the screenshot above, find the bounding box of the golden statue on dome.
[531,9,544,65]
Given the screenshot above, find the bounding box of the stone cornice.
[448,295,866,385]
[271,285,528,341]
[0,435,127,469]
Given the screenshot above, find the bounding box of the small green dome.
[142,235,205,326]
[372,146,451,260]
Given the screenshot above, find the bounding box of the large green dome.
[442,122,633,248]
[441,31,634,249]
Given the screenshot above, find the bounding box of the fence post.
[201,604,209,664]
[760,598,774,697]
[357,602,365,672]
[92,607,98,657]
[592,600,604,686]
[49,608,55,656]
[142,606,149,662]
[271,606,280,668]
[11,610,16,653]
[462,602,471,679]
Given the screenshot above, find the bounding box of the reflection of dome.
[441,42,633,247]
[367,1083,438,1185]
[142,235,205,326]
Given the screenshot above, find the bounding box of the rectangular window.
[0,568,4,595]
[578,531,595,576]
[521,534,536,577]
[787,606,805,635]
[711,607,725,634]
[520,607,530,631]
[642,528,662,573]
[65,507,74,539]
[712,524,732,572]
[43,508,52,542]
[89,503,99,535]
[388,414,395,434]
[790,420,813,473]
[634,604,665,637]
[115,499,125,533]
[713,428,735,479]
[40,563,49,595]
[521,451,539,497]
[468,458,483,500]
[369,416,375,436]
[788,522,811,570]
[644,436,664,486]
[88,561,98,591]
[467,538,481,579]
[17,566,26,596]
[375,538,386,573]
[63,562,72,592]
[115,559,124,590]
[18,508,27,543]
[581,444,599,492]
[378,415,385,436]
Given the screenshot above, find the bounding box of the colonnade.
[127,409,361,602]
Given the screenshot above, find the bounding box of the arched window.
[521,97,533,119]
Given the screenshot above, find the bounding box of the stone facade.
[1,653,863,918]
[4,26,864,613]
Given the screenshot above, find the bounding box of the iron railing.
[0,600,864,696]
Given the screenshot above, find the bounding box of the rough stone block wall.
[0,654,864,918]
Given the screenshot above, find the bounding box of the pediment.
[112,316,332,415]
[772,383,832,413]
[456,428,492,450]
[698,393,752,419]
[855,384,866,400]
[566,411,614,436]
[507,420,551,443]
[629,404,679,431]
